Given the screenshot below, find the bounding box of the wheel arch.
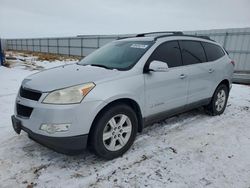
[205,79,230,116]
[208,79,230,106]
[87,98,144,147]
[209,79,229,101]
[217,79,230,92]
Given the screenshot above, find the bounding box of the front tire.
[89,104,138,160]
[205,84,229,116]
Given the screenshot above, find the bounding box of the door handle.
[179,74,187,79]
[208,69,214,73]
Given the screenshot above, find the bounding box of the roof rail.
[197,36,212,40]
[155,33,214,41]
[116,31,214,42]
[136,31,183,37]
[180,34,214,41]
[117,36,135,40]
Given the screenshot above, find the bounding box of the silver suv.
[11,32,234,159]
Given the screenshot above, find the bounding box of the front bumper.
[14,93,104,137]
[12,115,88,154]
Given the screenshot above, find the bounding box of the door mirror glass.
[149,60,169,72]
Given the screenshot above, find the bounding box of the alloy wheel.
[102,114,132,151]
[215,89,226,112]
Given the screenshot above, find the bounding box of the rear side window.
[179,40,206,65]
[202,42,225,61]
[147,41,182,68]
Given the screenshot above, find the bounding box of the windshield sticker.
[130,44,148,49]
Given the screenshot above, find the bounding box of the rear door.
[179,40,213,104]
[144,41,188,117]
[201,42,227,95]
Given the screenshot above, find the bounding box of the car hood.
[22,64,121,92]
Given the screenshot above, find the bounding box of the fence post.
[47,39,49,53]
[25,39,28,51]
[21,39,23,51]
[57,38,59,55]
[97,36,100,48]
[39,39,41,52]
[32,39,34,52]
[68,38,70,56]
[81,38,83,57]
[223,32,229,49]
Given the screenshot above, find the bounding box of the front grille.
[20,87,42,101]
[16,103,33,118]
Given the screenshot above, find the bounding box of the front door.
[144,41,188,117]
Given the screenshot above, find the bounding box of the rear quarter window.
[202,42,225,61]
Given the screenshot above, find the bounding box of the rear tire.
[205,84,229,116]
[89,104,138,160]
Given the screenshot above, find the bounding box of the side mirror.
[148,60,169,72]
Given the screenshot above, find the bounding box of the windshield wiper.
[89,64,114,70]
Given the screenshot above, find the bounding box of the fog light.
[40,123,71,134]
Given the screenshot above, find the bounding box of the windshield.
[78,40,153,70]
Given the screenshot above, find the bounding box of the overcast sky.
[1,0,250,38]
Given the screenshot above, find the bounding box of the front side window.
[78,40,153,70]
[147,41,182,68]
[202,42,225,61]
[179,40,206,65]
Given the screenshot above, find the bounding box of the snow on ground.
[0,53,250,188]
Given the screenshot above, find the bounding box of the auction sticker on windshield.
[130,44,148,49]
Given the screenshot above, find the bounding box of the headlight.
[43,82,95,104]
